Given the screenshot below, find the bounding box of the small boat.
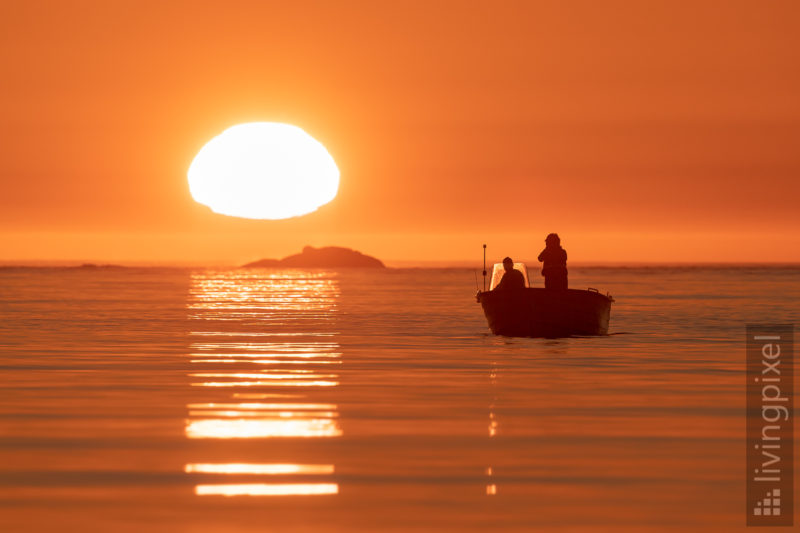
[476,262,613,338]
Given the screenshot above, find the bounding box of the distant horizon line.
[2,259,800,269]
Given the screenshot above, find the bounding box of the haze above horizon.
[2,1,799,263]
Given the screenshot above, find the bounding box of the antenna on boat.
[482,244,487,292]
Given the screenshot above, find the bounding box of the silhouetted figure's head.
[502,257,514,272]
[545,233,560,247]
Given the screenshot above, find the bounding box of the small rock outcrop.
[242,246,385,268]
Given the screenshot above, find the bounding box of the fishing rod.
[482,244,487,292]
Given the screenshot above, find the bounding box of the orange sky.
[1,1,799,265]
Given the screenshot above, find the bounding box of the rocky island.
[242,246,385,268]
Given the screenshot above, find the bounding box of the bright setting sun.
[187,122,339,219]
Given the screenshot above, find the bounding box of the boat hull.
[478,288,612,338]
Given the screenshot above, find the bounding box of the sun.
[187,122,339,220]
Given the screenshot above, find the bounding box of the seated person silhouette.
[493,257,526,291]
[537,233,568,289]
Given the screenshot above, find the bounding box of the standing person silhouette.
[537,233,568,289]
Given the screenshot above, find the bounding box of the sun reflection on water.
[186,418,342,439]
[185,270,342,495]
[194,483,339,497]
[186,463,334,475]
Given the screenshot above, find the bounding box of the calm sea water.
[1,266,798,532]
